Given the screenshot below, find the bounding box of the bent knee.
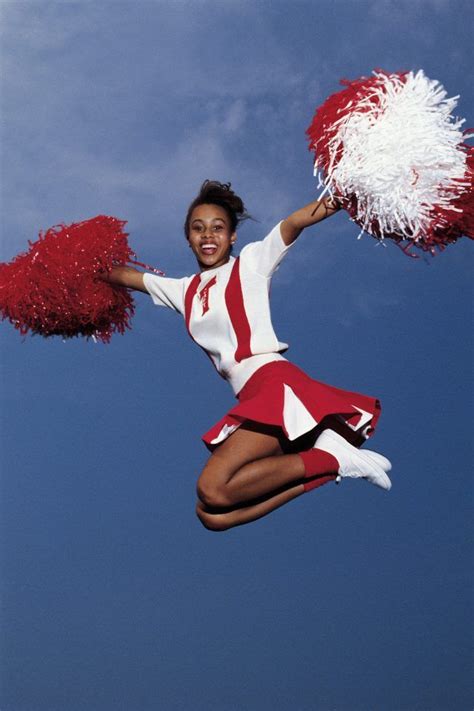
[196,482,232,509]
[196,469,233,509]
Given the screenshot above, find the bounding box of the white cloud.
[1,0,469,279]
[0,1,317,258]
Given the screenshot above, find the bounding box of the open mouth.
[201,244,218,255]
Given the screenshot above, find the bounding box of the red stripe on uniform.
[184,273,223,378]
[225,257,252,363]
[198,275,217,315]
[184,274,201,335]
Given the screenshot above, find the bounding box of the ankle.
[299,448,339,477]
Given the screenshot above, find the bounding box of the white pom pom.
[307,70,473,252]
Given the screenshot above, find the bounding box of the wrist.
[323,195,343,211]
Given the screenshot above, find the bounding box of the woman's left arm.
[280,195,342,246]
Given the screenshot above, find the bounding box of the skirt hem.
[202,361,381,451]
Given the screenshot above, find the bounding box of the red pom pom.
[0,216,136,342]
[427,143,474,248]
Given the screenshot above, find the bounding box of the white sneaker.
[361,450,392,472]
[314,429,392,491]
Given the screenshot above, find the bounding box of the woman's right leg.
[195,422,342,532]
[197,423,337,510]
[195,419,390,532]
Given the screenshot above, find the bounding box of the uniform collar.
[198,255,236,279]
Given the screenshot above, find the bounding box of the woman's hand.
[280,194,343,246]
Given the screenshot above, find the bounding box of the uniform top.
[143,221,294,395]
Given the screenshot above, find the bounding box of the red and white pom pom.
[0,215,158,342]
[307,69,473,254]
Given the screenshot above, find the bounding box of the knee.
[196,474,232,510]
[195,503,231,532]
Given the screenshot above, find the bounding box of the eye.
[213,225,223,231]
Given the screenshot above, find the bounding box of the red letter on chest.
[198,276,217,315]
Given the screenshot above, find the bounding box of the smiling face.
[187,203,237,271]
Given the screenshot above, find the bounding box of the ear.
[230,231,237,245]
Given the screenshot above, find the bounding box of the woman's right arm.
[100,266,148,293]
[103,268,187,313]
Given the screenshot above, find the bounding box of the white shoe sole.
[315,429,392,491]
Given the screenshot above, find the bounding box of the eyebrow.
[191,217,226,225]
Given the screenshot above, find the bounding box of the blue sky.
[1,1,473,710]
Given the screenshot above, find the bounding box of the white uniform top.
[143,221,294,395]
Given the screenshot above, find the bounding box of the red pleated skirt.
[202,360,381,450]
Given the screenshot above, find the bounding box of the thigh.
[199,422,284,488]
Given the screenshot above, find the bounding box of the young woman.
[104,180,392,531]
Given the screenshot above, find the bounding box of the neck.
[198,256,232,272]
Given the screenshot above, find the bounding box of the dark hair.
[184,180,250,238]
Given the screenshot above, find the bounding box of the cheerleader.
[5,70,471,530]
[103,180,392,531]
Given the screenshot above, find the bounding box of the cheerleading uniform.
[143,222,381,450]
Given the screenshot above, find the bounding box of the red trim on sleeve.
[225,258,252,363]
